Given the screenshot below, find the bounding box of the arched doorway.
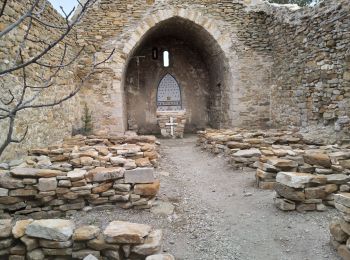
[123,16,230,135]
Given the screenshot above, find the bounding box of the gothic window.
[157,74,182,111]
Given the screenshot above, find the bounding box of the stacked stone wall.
[0,218,174,259]
[0,134,160,219]
[266,0,350,139]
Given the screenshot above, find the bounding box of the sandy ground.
[72,135,341,260]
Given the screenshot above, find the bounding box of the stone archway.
[114,9,234,134]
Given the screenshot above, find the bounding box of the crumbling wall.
[265,0,350,140]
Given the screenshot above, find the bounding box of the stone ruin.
[0,218,173,260]
[1,0,350,259]
[0,134,161,219]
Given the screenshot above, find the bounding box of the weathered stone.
[83,254,99,260]
[0,188,9,197]
[335,193,350,208]
[327,174,350,184]
[0,172,24,189]
[274,197,295,211]
[0,219,12,238]
[132,229,162,255]
[92,182,113,193]
[39,239,72,248]
[26,249,44,260]
[67,169,87,181]
[330,218,349,242]
[303,152,331,168]
[42,248,72,255]
[20,235,38,251]
[305,184,338,199]
[103,221,151,244]
[113,183,131,192]
[124,168,155,183]
[73,226,100,241]
[86,167,124,182]
[38,177,57,191]
[10,168,64,178]
[296,203,316,212]
[274,183,305,201]
[12,219,33,238]
[276,172,326,188]
[87,234,119,250]
[9,189,37,197]
[26,219,75,241]
[266,158,298,169]
[134,180,160,196]
[233,148,261,158]
[102,250,120,260]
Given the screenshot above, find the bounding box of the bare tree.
[0,0,115,156]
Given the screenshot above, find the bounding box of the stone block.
[103,221,151,244]
[124,168,155,183]
[276,172,326,188]
[134,180,160,196]
[26,219,75,241]
[86,167,124,182]
[38,177,57,191]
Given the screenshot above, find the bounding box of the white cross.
[165,117,177,137]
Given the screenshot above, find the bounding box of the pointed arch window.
[157,74,182,111]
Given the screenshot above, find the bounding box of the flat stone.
[86,167,124,182]
[303,152,331,168]
[274,197,295,211]
[132,229,162,255]
[0,188,9,197]
[0,172,24,189]
[0,219,12,238]
[134,180,160,196]
[340,160,350,170]
[39,239,72,248]
[276,172,326,188]
[124,168,155,184]
[274,183,305,201]
[67,169,87,181]
[146,254,175,260]
[103,221,151,244]
[151,201,175,215]
[327,174,350,184]
[305,184,337,199]
[87,234,119,250]
[38,177,57,191]
[232,148,261,158]
[102,250,120,260]
[26,249,44,260]
[334,193,350,208]
[12,219,33,238]
[73,226,100,241]
[266,158,298,169]
[26,219,75,241]
[110,157,126,166]
[9,189,37,197]
[329,217,349,242]
[92,182,113,194]
[10,168,64,178]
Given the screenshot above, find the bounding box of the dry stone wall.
[0,134,160,219]
[0,218,174,259]
[266,0,350,140]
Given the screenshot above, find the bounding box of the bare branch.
[0,0,40,38]
[0,0,8,17]
[11,125,29,143]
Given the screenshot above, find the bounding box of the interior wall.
[125,37,210,134]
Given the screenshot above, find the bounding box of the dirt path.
[73,136,340,260]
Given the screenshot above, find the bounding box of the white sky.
[48,0,77,16]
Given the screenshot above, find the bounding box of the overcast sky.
[48,0,77,16]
